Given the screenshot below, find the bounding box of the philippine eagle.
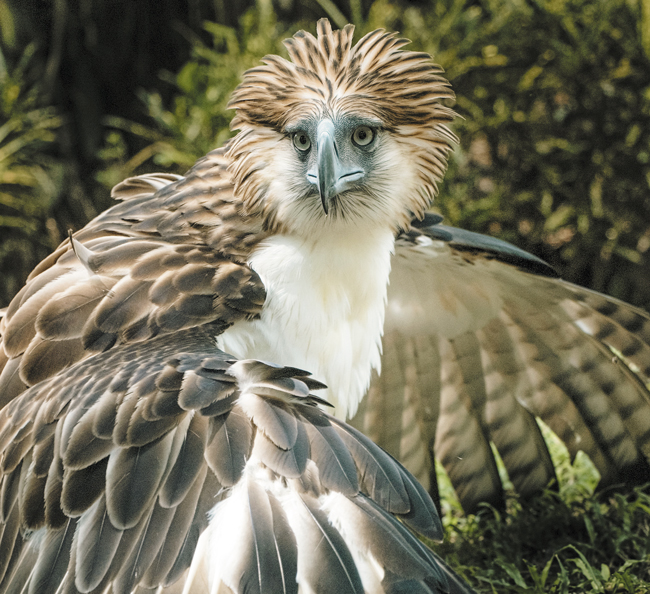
[1,19,649,594]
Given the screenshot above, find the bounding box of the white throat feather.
[217,226,394,419]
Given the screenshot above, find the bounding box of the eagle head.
[226,19,456,235]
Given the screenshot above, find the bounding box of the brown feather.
[36,276,115,340]
[19,461,47,529]
[28,519,77,594]
[20,337,87,387]
[105,433,175,530]
[74,495,124,592]
[60,458,108,517]
[3,271,84,358]
[205,408,252,486]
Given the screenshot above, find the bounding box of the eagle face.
[226,19,457,237]
[294,115,380,213]
[274,113,422,230]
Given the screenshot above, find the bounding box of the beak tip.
[320,195,329,215]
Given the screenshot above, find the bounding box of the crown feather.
[228,19,455,132]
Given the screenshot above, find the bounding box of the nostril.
[340,170,363,181]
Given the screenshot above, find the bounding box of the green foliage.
[437,483,650,593]
[434,421,650,592]
[0,43,63,304]
[97,9,299,187]
[367,0,650,308]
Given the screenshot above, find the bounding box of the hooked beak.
[308,120,364,215]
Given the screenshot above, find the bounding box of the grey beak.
[310,119,364,215]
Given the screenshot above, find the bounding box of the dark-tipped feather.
[105,433,174,529]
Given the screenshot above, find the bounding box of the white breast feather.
[217,229,394,419]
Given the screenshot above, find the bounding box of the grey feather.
[292,493,364,594]
[178,371,224,410]
[142,465,208,588]
[224,479,298,594]
[244,395,298,450]
[160,415,207,508]
[105,432,174,529]
[252,422,309,479]
[74,495,123,592]
[397,467,443,541]
[301,409,358,495]
[330,418,410,514]
[205,409,252,486]
[336,495,439,581]
[111,503,176,594]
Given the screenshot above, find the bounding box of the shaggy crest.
[227,19,458,225]
[228,19,455,131]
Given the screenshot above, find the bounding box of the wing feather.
[159,414,208,508]
[204,408,252,487]
[1,321,470,593]
[74,495,123,592]
[105,432,175,530]
[356,222,650,512]
[331,418,410,514]
[28,519,76,594]
[301,408,359,495]
[1,157,485,594]
[290,492,364,594]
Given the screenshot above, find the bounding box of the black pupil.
[358,130,367,140]
[299,134,307,146]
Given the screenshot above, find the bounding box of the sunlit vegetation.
[1,0,649,590]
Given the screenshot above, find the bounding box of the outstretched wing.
[352,214,650,512]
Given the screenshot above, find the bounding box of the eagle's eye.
[293,131,311,152]
[352,126,375,147]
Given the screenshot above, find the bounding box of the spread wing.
[0,169,474,594]
[351,214,650,512]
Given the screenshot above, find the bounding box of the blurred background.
[1,2,650,590]
[1,0,650,309]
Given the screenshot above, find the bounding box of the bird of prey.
[1,17,649,594]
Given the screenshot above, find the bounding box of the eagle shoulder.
[0,150,267,404]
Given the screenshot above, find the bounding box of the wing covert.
[352,218,650,512]
[0,327,471,594]
[0,150,266,407]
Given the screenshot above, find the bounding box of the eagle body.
[218,227,393,419]
[2,18,650,594]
